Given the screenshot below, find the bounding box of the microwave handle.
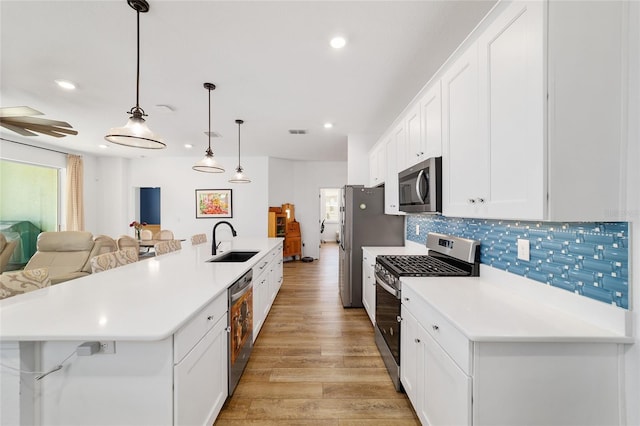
[416,170,428,203]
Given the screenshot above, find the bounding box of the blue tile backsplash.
[406,215,629,309]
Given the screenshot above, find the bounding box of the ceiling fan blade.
[2,116,74,128]
[0,106,43,118]
[13,122,78,137]
[0,122,39,136]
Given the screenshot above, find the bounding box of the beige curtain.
[66,154,84,231]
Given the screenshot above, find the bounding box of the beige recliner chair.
[0,234,19,274]
[24,231,112,284]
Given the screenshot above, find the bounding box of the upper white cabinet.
[369,142,386,187]
[441,41,487,217]
[419,81,443,161]
[384,135,404,215]
[404,104,421,168]
[441,0,626,221]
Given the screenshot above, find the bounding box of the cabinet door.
[361,251,376,326]
[252,265,269,340]
[174,314,228,426]
[400,307,421,408]
[394,122,408,173]
[442,41,488,217]
[384,136,403,215]
[406,104,422,166]
[420,81,442,159]
[369,148,379,187]
[479,0,544,220]
[422,330,472,426]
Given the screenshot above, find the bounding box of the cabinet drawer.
[174,292,227,364]
[402,285,472,374]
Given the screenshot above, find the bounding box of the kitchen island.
[0,237,283,426]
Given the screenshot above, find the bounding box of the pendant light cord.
[208,86,212,151]
[237,121,241,168]
[136,9,140,111]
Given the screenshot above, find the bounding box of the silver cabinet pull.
[432,324,439,331]
[468,198,476,204]
[403,297,410,302]
[415,338,421,343]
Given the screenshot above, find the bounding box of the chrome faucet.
[212,221,237,255]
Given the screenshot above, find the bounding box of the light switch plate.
[517,239,530,261]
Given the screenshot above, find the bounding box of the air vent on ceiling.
[288,129,308,135]
[204,131,222,137]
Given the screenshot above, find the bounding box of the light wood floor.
[214,242,419,425]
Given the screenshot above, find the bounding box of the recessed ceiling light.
[324,122,333,129]
[55,79,76,90]
[98,144,108,149]
[184,143,193,149]
[330,36,346,49]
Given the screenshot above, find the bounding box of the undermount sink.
[207,251,259,263]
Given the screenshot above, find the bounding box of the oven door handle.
[376,275,400,299]
[230,282,252,303]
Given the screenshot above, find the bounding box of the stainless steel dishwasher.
[228,269,253,395]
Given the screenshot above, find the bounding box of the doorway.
[319,188,340,261]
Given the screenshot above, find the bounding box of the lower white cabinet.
[401,307,471,426]
[400,284,624,426]
[361,249,376,326]
[174,312,228,426]
[253,243,284,340]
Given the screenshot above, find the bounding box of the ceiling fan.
[0,106,78,138]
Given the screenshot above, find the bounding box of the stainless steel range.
[374,232,480,391]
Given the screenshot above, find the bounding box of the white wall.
[292,161,347,259]
[120,156,269,243]
[625,2,640,424]
[267,157,295,206]
[347,133,375,185]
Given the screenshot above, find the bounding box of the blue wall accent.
[140,187,161,225]
[406,215,629,309]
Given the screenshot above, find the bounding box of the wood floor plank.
[214,243,419,425]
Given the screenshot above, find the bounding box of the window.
[0,159,59,267]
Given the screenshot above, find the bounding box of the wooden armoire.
[268,203,302,261]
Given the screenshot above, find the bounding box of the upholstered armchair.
[153,230,174,240]
[191,233,207,245]
[117,235,140,260]
[24,231,99,284]
[0,268,51,299]
[0,234,19,274]
[154,240,181,256]
[90,248,138,273]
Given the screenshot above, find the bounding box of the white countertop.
[0,237,283,342]
[364,244,631,344]
[403,276,632,344]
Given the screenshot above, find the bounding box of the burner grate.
[381,255,470,277]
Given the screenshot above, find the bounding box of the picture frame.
[195,189,232,218]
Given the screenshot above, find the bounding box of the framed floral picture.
[196,189,232,218]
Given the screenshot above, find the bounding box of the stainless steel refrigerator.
[338,185,404,308]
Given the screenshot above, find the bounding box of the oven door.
[375,275,401,365]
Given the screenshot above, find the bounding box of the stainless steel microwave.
[398,157,442,213]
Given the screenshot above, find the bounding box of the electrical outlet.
[517,239,530,261]
[99,341,116,354]
[415,224,420,235]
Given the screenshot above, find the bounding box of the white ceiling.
[0,0,496,162]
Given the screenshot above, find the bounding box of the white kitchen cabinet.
[393,121,408,173]
[384,135,404,215]
[174,311,228,426]
[361,249,376,326]
[404,103,421,168]
[441,40,487,218]
[253,257,271,341]
[441,0,626,221]
[401,290,471,426]
[369,143,386,187]
[400,282,624,426]
[419,81,443,161]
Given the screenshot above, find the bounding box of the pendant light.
[193,83,224,173]
[105,0,165,149]
[229,119,251,183]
